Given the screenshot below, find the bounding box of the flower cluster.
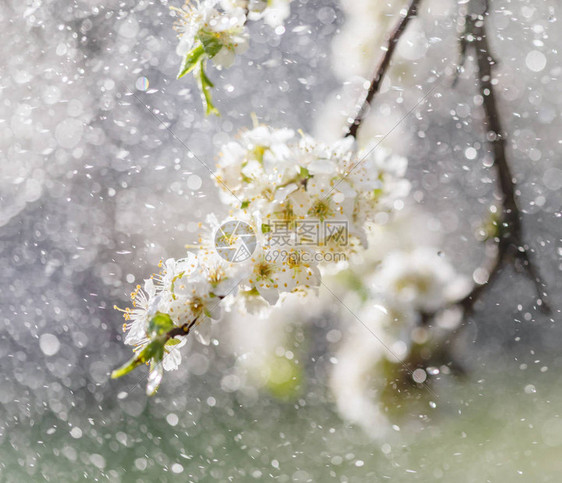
[112,125,410,394]
[112,250,242,394]
[173,0,292,114]
[215,126,410,253]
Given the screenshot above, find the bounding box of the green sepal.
[198,31,223,58]
[242,287,260,297]
[110,339,165,379]
[147,312,175,338]
[240,200,250,209]
[177,44,206,79]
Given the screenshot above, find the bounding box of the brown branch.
[166,317,199,340]
[459,0,550,315]
[164,294,226,340]
[400,0,551,381]
[345,0,422,139]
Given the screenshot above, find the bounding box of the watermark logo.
[265,219,349,264]
[214,220,257,262]
[265,219,348,247]
[215,218,349,263]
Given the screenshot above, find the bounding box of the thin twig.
[164,292,228,340]
[398,1,550,379]
[458,0,550,315]
[166,317,199,340]
[452,4,469,87]
[345,0,422,139]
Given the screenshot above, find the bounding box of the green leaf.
[198,30,223,58]
[111,339,165,379]
[177,44,206,79]
[198,61,219,116]
[147,312,175,338]
[110,354,144,379]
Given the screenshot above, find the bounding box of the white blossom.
[175,0,249,69]
[330,0,397,80]
[162,338,187,371]
[368,247,471,313]
[119,278,159,347]
[259,0,292,27]
[116,124,412,390]
[329,308,398,438]
[215,126,410,255]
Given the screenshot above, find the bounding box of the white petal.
[194,322,212,346]
[146,362,164,396]
[163,348,182,371]
[256,284,279,305]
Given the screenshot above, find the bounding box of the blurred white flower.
[369,247,471,313]
[331,0,396,80]
[330,328,390,437]
[259,0,292,27]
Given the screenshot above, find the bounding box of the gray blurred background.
[1,0,561,480]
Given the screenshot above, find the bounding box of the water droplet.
[187,174,202,191]
[524,384,536,394]
[135,76,149,92]
[526,50,546,72]
[412,368,427,383]
[39,333,60,356]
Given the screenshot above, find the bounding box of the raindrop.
[412,368,427,383]
[39,333,60,356]
[135,76,149,92]
[465,147,477,160]
[187,174,202,191]
[524,384,537,394]
[166,413,179,426]
[525,50,547,72]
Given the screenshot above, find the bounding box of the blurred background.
[1,0,561,480]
